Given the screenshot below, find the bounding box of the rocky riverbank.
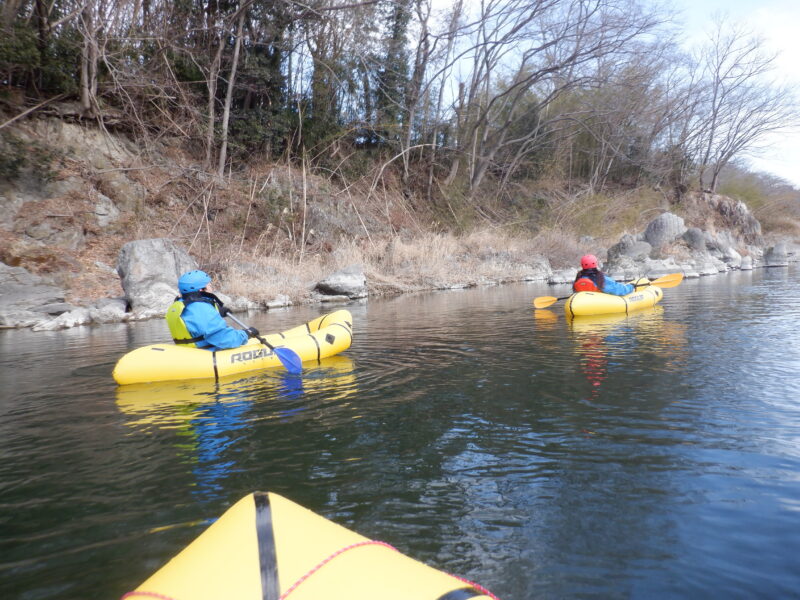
[0,116,797,332]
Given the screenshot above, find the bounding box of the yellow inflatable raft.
[113,310,353,386]
[123,492,496,600]
[565,279,663,317]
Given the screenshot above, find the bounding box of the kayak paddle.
[225,312,303,374]
[532,273,685,309]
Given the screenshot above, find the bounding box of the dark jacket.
[574,268,634,296]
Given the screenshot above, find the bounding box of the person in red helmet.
[572,254,634,295]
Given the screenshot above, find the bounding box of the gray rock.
[20,217,85,250]
[89,298,129,324]
[45,176,84,199]
[97,170,146,212]
[315,264,367,299]
[693,259,721,276]
[741,256,754,270]
[682,227,707,253]
[548,269,576,285]
[317,293,352,303]
[34,302,76,315]
[0,310,45,328]
[643,212,686,249]
[706,193,763,243]
[223,295,261,311]
[0,188,38,230]
[721,246,742,269]
[0,262,67,327]
[764,242,789,267]
[116,238,198,317]
[33,307,92,331]
[94,193,121,228]
[607,234,653,264]
[265,294,292,309]
[640,257,681,279]
[94,261,117,274]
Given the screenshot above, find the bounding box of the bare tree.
[451,0,666,192]
[218,6,247,178]
[695,17,799,193]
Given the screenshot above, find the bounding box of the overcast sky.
[670,0,800,187]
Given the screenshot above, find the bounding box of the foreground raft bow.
[122,492,498,600]
[113,309,353,385]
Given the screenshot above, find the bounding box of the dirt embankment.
[0,118,571,308]
[1,115,797,330]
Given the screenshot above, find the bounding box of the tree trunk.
[218,10,246,178]
[79,3,97,116]
[204,38,225,170]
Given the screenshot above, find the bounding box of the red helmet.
[580,254,598,269]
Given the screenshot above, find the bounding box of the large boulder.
[0,262,67,327]
[116,239,198,317]
[764,242,788,267]
[682,227,707,253]
[315,264,367,299]
[607,234,652,264]
[643,212,686,250]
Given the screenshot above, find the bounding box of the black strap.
[172,335,205,344]
[181,291,225,312]
[174,291,227,346]
[254,492,280,600]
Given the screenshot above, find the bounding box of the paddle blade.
[274,347,303,374]
[651,273,684,288]
[533,296,559,309]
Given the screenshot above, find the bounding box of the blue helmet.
[178,270,211,294]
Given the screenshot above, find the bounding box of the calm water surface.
[1,267,799,599]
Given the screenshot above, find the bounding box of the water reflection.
[566,307,689,404]
[115,356,357,500]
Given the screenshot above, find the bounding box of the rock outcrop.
[603,194,786,279]
[643,213,687,251]
[764,242,789,267]
[315,264,368,299]
[117,238,198,318]
[0,263,69,328]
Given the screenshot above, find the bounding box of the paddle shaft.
[226,312,276,349]
[224,311,303,374]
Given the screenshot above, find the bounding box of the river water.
[1,267,799,599]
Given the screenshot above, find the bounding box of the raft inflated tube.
[113,309,353,385]
[565,278,663,317]
[123,492,497,600]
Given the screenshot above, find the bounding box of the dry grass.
[206,226,592,303]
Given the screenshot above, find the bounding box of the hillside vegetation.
[1,0,799,302]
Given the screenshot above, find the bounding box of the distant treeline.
[1,0,796,200]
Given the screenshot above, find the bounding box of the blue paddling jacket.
[166,292,248,351]
[573,268,634,296]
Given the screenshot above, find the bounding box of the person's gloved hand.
[219,306,231,317]
[245,327,260,338]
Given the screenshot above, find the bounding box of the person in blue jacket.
[572,254,634,296]
[165,270,259,351]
